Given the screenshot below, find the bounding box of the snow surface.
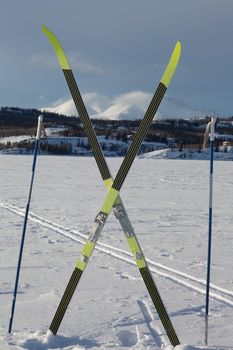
[0,155,232,349]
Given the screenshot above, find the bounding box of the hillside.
[1,107,233,156]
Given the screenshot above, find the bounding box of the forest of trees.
[0,106,233,155]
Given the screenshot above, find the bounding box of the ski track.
[1,202,233,309]
[137,299,169,348]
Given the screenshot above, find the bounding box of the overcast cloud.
[0,0,232,115]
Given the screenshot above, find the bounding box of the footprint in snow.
[16,330,99,349]
[116,330,138,347]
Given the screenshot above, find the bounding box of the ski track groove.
[137,299,168,348]
[1,202,233,308]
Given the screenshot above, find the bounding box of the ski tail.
[140,267,180,345]
[50,267,82,334]
[114,204,180,345]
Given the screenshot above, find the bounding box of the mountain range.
[43,91,214,120]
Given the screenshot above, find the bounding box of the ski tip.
[41,25,70,70]
[161,40,181,88]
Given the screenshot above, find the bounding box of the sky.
[0,0,232,115]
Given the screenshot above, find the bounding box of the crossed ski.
[42,26,181,346]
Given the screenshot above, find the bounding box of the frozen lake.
[0,155,233,349]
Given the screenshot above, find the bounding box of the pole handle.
[210,117,216,142]
[36,115,44,140]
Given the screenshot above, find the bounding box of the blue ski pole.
[204,117,216,345]
[8,115,44,333]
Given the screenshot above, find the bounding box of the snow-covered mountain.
[42,91,213,120]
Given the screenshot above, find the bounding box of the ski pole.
[204,117,216,345]
[8,115,44,333]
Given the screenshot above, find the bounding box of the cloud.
[112,91,152,110]
[82,93,111,113]
[38,94,46,102]
[28,52,57,68]
[150,62,167,72]
[41,93,110,116]
[67,52,103,74]
[28,51,103,74]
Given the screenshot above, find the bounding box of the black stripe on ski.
[63,69,110,181]
[49,267,83,335]
[140,266,180,346]
[112,82,167,191]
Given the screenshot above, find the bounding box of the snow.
[215,134,233,141]
[0,135,32,145]
[0,135,166,157]
[45,127,70,136]
[139,148,233,161]
[0,155,232,349]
